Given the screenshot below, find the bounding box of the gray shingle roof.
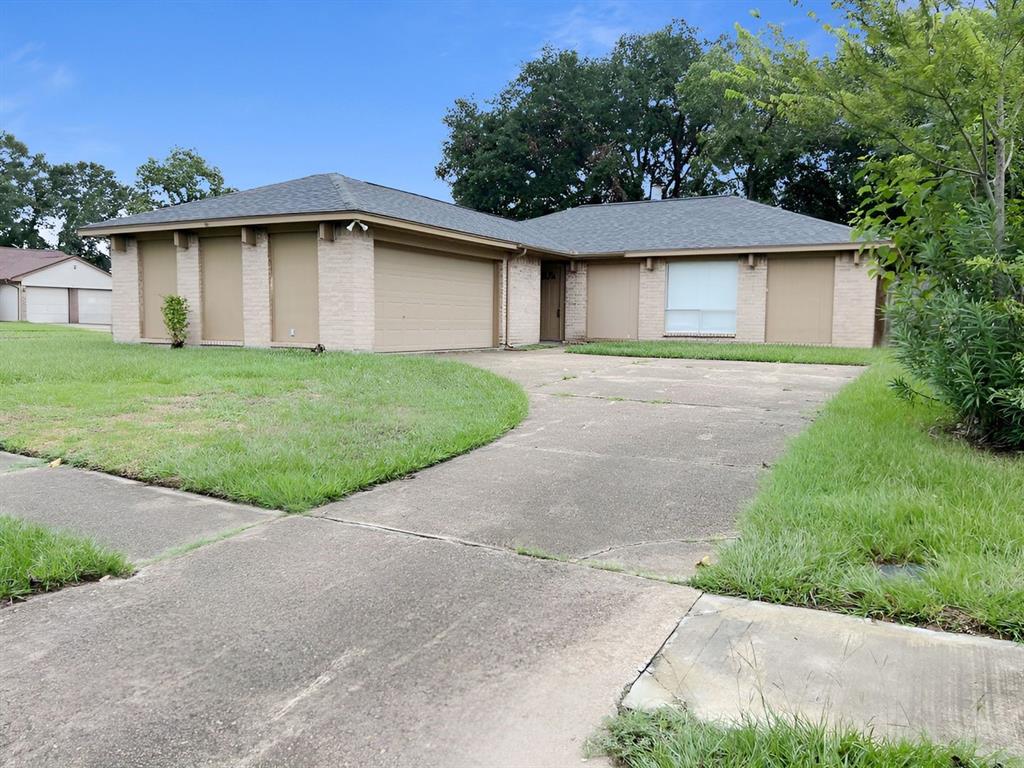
[526,196,856,253]
[81,173,857,254]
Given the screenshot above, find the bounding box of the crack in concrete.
[581,536,739,561]
[534,390,792,415]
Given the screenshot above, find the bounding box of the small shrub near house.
[887,212,1024,449]
[161,295,189,348]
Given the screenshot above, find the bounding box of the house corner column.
[176,234,201,344]
[638,259,666,340]
[831,252,877,348]
[318,225,374,352]
[110,236,141,343]
[564,261,587,341]
[735,255,767,343]
[506,254,541,346]
[241,229,271,347]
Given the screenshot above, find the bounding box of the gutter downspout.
[505,246,528,348]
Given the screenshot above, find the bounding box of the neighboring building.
[0,247,112,326]
[79,173,881,352]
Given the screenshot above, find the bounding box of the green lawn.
[567,340,882,365]
[691,359,1024,642]
[1,515,133,602]
[593,710,1017,768]
[0,323,527,511]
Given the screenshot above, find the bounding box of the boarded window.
[665,260,737,335]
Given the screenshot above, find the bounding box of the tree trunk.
[993,91,1006,250]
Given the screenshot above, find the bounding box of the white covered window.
[665,260,738,335]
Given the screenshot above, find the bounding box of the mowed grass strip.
[0,324,527,511]
[1,515,133,602]
[593,709,1017,768]
[567,339,882,365]
[691,360,1024,642]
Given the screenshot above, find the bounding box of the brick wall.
[318,226,375,351]
[507,254,540,346]
[638,258,666,340]
[735,255,767,343]
[241,229,271,347]
[564,261,587,341]
[110,237,141,343]
[176,234,202,344]
[831,252,877,347]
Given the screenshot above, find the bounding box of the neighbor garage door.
[374,244,496,352]
[765,255,835,344]
[25,287,69,323]
[77,289,111,325]
[586,261,639,340]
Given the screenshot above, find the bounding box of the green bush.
[161,295,189,348]
[887,214,1024,448]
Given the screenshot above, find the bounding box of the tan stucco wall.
[638,259,666,341]
[176,234,202,344]
[506,254,540,346]
[564,262,587,342]
[110,237,141,342]
[735,255,768,343]
[831,252,877,348]
[318,226,375,351]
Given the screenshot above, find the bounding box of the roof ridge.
[729,196,855,231]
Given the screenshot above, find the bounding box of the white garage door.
[78,289,111,325]
[375,244,496,352]
[26,287,69,324]
[0,284,18,321]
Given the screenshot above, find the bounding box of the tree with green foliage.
[44,161,134,270]
[131,146,235,212]
[730,0,1024,447]
[0,132,50,250]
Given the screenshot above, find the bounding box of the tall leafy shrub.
[887,212,1024,448]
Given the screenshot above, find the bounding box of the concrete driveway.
[317,348,860,576]
[0,349,858,767]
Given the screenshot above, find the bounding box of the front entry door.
[540,262,565,341]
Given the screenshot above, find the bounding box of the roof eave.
[622,241,889,258]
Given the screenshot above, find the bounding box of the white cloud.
[543,1,636,55]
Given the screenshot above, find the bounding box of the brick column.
[110,237,141,343]
[506,254,540,346]
[176,234,202,344]
[638,258,667,340]
[318,225,375,351]
[564,261,587,341]
[241,229,271,347]
[735,255,767,343]
[831,252,877,348]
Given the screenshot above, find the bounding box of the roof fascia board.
[80,211,569,255]
[622,242,886,257]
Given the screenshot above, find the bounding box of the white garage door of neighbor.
[78,289,111,325]
[0,284,18,321]
[375,245,496,352]
[26,287,69,324]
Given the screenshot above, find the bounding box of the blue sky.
[1,0,841,202]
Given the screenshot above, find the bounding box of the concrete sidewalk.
[623,593,1024,754]
[0,453,277,561]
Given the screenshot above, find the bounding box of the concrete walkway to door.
[315,348,861,577]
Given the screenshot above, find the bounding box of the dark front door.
[540,262,565,341]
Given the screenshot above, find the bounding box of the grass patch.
[593,709,1016,767]
[568,340,882,365]
[1,515,133,602]
[0,324,527,512]
[691,360,1024,641]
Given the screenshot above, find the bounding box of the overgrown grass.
[0,324,527,511]
[691,360,1024,641]
[1,515,133,602]
[593,709,1017,768]
[568,340,882,365]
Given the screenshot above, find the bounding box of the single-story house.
[79,173,881,352]
[0,247,113,325]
